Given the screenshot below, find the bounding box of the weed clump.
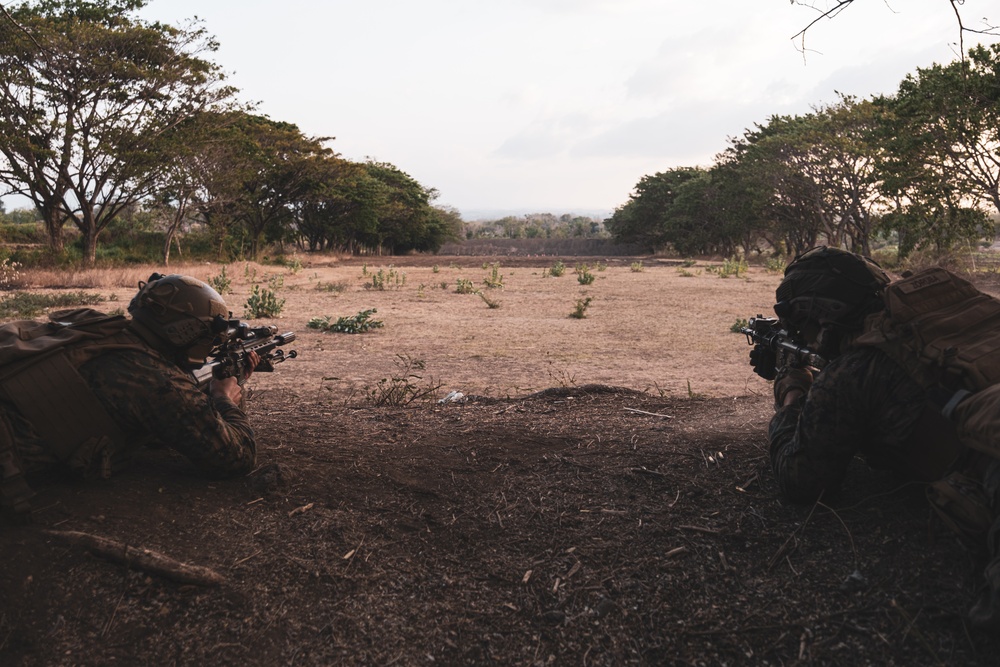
[570,296,593,319]
[365,354,442,406]
[308,308,384,334]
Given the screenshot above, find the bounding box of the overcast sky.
[99,2,1000,217]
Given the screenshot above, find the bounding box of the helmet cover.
[128,273,231,365]
[775,247,889,333]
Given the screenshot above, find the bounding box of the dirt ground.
[1,256,999,666]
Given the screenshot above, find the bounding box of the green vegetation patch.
[0,291,105,319]
[308,309,384,334]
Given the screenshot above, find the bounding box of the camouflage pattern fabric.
[769,344,1000,584]
[5,342,255,478]
[769,346,927,502]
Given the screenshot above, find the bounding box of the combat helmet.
[128,273,231,367]
[774,246,890,338]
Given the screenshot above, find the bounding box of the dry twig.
[40,529,225,587]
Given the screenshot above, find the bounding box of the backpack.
[856,266,1000,460]
[855,267,1000,540]
[0,308,132,368]
[0,309,150,515]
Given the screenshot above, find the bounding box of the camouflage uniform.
[769,344,1000,589]
[6,333,255,478]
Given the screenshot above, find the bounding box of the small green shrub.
[687,379,705,399]
[244,278,285,318]
[308,308,384,334]
[455,278,476,294]
[730,318,749,333]
[570,296,593,319]
[483,263,504,289]
[549,260,566,277]
[717,256,748,278]
[208,266,232,294]
[367,266,406,291]
[765,256,786,273]
[630,261,644,273]
[0,258,22,289]
[576,264,595,285]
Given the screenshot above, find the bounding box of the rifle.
[191,322,298,389]
[741,315,825,380]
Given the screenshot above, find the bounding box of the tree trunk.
[44,209,65,254]
[82,226,98,267]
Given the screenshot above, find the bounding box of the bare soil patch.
[1,256,997,666]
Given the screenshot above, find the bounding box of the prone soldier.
[748,246,1000,630]
[0,273,268,518]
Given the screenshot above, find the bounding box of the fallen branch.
[624,407,673,419]
[767,494,823,571]
[40,529,226,587]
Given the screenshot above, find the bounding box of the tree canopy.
[606,47,1000,261]
[0,0,458,264]
[0,0,238,264]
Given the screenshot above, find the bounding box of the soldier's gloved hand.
[210,376,243,406]
[243,350,261,380]
[749,345,777,380]
[773,367,813,408]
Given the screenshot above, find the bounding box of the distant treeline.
[439,238,647,257]
[463,213,608,241]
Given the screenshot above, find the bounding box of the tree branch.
[40,528,226,587]
[790,0,998,60]
[0,2,43,50]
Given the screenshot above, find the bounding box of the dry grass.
[1,257,786,399]
[15,264,223,290]
[215,256,781,400]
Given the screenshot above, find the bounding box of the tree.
[168,111,333,259]
[228,116,333,258]
[882,45,1000,216]
[604,168,703,251]
[796,97,888,255]
[363,162,460,254]
[292,157,375,253]
[865,45,1000,258]
[0,0,236,264]
[717,116,829,257]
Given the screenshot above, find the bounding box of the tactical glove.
[749,345,777,380]
[773,367,813,408]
